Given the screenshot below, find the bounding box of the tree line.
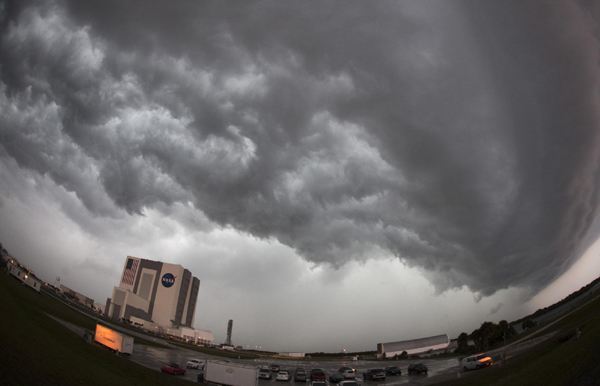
[455,320,516,354]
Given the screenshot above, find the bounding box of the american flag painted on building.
[121,258,139,285]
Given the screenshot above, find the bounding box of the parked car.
[295,368,308,382]
[271,364,281,372]
[310,381,327,386]
[338,381,359,386]
[363,369,386,381]
[385,366,401,376]
[338,366,355,372]
[260,369,273,379]
[340,369,356,379]
[310,369,327,381]
[277,370,291,381]
[462,354,492,371]
[407,363,428,375]
[329,373,345,384]
[161,363,186,375]
[187,359,205,369]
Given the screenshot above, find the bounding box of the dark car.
[363,369,386,381]
[161,363,186,375]
[407,363,428,375]
[329,373,345,384]
[338,367,354,372]
[271,364,281,372]
[310,369,327,381]
[295,368,308,382]
[259,369,273,379]
[385,366,401,376]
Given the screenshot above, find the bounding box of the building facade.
[106,256,200,329]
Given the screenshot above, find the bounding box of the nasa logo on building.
[161,273,176,288]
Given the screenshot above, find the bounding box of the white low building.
[6,259,43,293]
[170,326,214,345]
[377,334,450,358]
[129,316,214,346]
[278,352,305,358]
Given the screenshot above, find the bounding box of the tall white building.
[106,256,200,329]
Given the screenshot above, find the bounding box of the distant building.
[6,259,43,292]
[278,352,306,358]
[129,315,214,345]
[178,326,214,345]
[59,284,76,298]
[94,303,106,314]
[58,284,94,308]
[105,256,200,329]
[377,334,450,358]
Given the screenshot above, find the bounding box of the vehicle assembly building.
[105,256,200,329]
[377,334,450,357]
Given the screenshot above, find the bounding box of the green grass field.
[436,294,600,386]
[0,273,191,386]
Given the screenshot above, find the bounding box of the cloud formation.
[1,0,599,300]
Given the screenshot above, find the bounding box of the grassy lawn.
[436,295,600,386]
[40,288,171,349]
[0,273,191,386]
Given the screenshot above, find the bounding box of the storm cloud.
[1,0,599,301]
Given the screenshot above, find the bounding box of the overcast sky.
[1,0,600,353]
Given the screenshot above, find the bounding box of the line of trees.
[456,320,516,354]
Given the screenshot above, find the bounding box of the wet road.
[129,343,208,382]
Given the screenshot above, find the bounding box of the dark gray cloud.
[1,0,599,299]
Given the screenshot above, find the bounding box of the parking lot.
[253,359,462,385]
[129,343,464,385]
[48,305,469,385]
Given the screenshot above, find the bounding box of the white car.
[462,354,492,371]
[277,370,291,381]
[187,359,205,369]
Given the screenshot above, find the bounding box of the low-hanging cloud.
[1,0,599,299]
